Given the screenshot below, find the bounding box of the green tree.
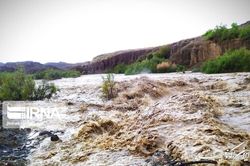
[0,68,57,101]
[0,68,35,100]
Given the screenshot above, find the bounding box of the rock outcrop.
[74,22,250,74]
[169,37,250,67]
[74,36,250,74]
[74,47,161,74]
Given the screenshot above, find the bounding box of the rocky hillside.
[75,22,250,74]
[169,37,250,67]
[0,61,55,73]
[0,61,83,73]
[74,47,161,74]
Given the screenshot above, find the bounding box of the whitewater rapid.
[25,72,250,165]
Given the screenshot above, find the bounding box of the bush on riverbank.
[201,48,250,74]
[111,64,127,74]
[101,73,116,99]
[0,68,57,101]
[124,52,165,75]
[110,46,186,75]
[156,61,186,73]
[33,69,80,80]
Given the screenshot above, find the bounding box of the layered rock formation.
[169,37,250,67]
[75,23,250,74]
[74,37,250,74]
[74,47,160,74]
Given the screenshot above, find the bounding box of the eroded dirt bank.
[27,73,250,165]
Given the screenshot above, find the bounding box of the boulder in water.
[50,135,60,142]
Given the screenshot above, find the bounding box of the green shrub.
[203,23,250,41]
[158,45,171,58]
[124,52,165,75]
[110,46,171,75]
[176,65,187,72]
[240,25,250,40]
[0,68,57,101]
[101,73,116,100]
[32,81,57,100]
[0,72,12,87]
[110,46,186,75]
[203,25,227,41]
[33,69,81,80]
[201,48,250,74]
[0,68,35,100]
[111,64,127,74]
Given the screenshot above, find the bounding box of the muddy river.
[1,72,250,165]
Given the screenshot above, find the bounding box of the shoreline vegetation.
[109,46,187,75]
[201,48,250,74]
[32,68,81,80]
[203,23,250,42]
[110,47,250,75]
[108,23,250,75]
[0,68,57,101]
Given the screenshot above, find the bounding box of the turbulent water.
[1,72,250,165]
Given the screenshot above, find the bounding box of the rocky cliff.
[169,37,250,67]
[74,47,161,74]
[75,36,250,74]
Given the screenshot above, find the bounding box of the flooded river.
[1,72,250,165]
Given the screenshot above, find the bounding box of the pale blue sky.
[0,0,249,63]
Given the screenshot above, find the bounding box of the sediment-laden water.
[1,72,250,165]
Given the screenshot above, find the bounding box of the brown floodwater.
[26,72,250,165]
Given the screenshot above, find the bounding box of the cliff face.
[75,37,250,74]
[170,37,250,67]
[75,47,160,74]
